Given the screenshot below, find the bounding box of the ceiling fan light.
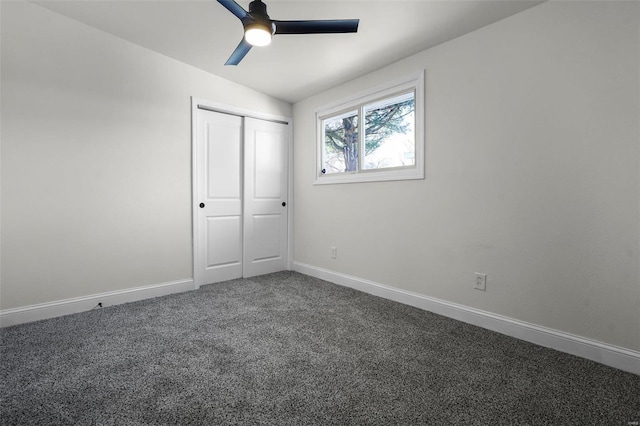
[245,23,272,46]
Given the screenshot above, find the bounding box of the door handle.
[199,203,205,208]
[282,202,286,207]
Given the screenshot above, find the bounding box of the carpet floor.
[1,271,639,425]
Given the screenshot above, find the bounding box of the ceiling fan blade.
[217,0,248,20]
[273,19,359,35]
[225,38,253,66]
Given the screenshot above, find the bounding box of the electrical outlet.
[330,247,337,259]
[474,273,487,291]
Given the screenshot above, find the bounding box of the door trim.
[197,104,289,126]
[191,97,294,289]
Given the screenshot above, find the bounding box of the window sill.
[313,167,424,185]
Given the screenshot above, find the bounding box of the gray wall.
[293,1,640,352]
[0,1,291,309]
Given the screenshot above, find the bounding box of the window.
[315,72,424,184]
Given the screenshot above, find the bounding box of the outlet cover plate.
[475,273,487,291]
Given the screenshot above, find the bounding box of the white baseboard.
[0,278,195,328]
[293,262,640,376]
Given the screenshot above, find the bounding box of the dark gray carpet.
[1,272,639,425]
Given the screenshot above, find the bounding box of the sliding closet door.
[194,109,244,285]
[194,105,290,287]
[243,117,289,278]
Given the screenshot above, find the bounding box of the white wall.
[0,1,291,310]
[293,1,640,352]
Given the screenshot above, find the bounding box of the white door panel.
[243,118,288,278]
[254,131,284,198]
[251,214,281,261]
[195,109,243,285]
[206,121,242,199]
[206,216,242,267]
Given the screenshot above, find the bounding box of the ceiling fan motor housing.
[244,0,274,33]
[249,0,268,16]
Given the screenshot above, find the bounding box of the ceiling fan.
[218,0,360,66]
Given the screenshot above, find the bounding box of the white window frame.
[314,71,425,185]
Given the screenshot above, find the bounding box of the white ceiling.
[32,0,544,103]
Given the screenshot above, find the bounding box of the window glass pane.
[322,111,358,174]
[363,92,415,170]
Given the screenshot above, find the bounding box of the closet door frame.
[191,97,293,289]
